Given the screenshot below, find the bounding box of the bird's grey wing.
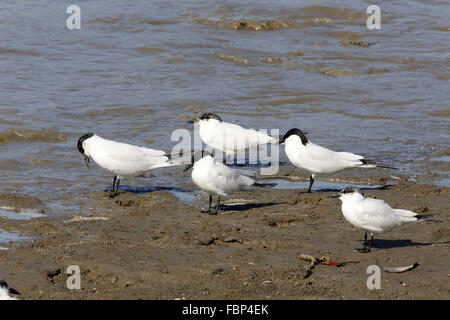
[336,151,364,161]
[304,143,340,159]
[212,123,275,151]
[356,198,402,231]
[211,162,242,194]
[393,209,418,222]
[95,140,171,172]
[232,168,257,178]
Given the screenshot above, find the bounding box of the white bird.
[77,133,177,197]
[0,279,20,300]
[184,153,276,214]
[280,128,396,193]
[329,186,437,252]
[188,113,277,156]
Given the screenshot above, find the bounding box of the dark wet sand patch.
[0,129,66,144]
[216,53,248,64]
[428,109,450,118]
[190,16,301,31]
[0,48,40,56]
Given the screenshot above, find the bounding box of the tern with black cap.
[0,279,20,300]
[329,186,437,252]
[184,151,276,214]
[280,128,396,193]
[77,133,178,197]
[188,113,277,156]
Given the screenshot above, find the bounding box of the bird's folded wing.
[212,162,242,192]
[357,198,402,230]
[336,151,364,161]
[211,123,276,150]
[136,146,167,157]
[393,209,417,217]
[99,142,170,170]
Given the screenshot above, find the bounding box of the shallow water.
[0,229,30,243]
[0,0,449,218]
[0,207,45,220]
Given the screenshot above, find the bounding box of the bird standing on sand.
[77,133,177,197]
[188,113,277,156]
[329,186,437,252]
[280,128,395,192]
[0,279,20,300]
[184,152,276,214]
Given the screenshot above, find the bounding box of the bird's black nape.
[0,279,8,289]
[340,186,362,195]
[77,133,94,154]
[199,113,222,122]
[280,128,308,145]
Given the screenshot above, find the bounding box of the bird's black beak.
[84,156,90,169]
[278,137,285,145]
[187,118,197,124]
[183,163,194,172]
[328,193,340,198]
[8,287,20,295]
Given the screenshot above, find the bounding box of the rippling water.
[0,0,449,216]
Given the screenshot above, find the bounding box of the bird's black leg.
[214,196,221,214]
[208,194,212,213]
[308,175,315,193]
[111,175,117,197]
[115,177,120,196]
[370,234,374,250]
[110,175,120,198]
[357,232,371,253]
[364,232,367,248]
[201,194,213,214]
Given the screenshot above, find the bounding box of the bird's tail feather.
[395,209,417,217]
[376,164,398,170]
[360,159,397,170]
[415,214,439,222]
[234,168,257,177]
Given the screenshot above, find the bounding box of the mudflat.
[0,181,448,299]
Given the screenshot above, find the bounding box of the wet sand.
[0,179,448,300]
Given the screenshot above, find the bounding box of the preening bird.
[184,152,276,214]
[77,133,177,197]
[329,186,437,252]
[0,279,20,300]
[188,113,277,156]
[280,128,396,192]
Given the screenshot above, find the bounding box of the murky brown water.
[0,1,449,219]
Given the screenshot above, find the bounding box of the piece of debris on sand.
[383,263,419,273]
[298,254,359,279]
